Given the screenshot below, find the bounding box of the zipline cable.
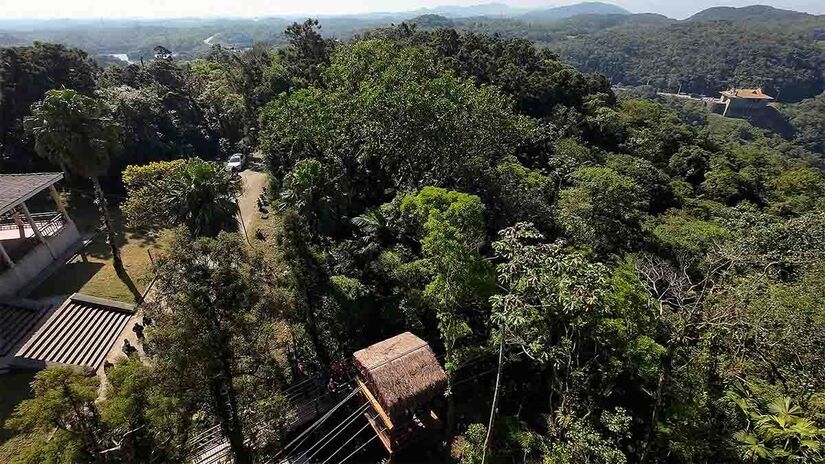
[292,382,354,414]
[295,402,370,464]
[291,401,367,462]
[282,387,357,457]
[272,387,359,462]
[336,434,379,464]
[283,375,321,395]
[319,416,377,464]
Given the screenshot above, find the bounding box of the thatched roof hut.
[353,332,447,423]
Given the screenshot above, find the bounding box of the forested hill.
[687,5,815,22]
[2,16,825,463]
[552,15,825,101]
[518,2,629,23]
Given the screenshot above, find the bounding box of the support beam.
[356,378,395,431]
[20,202,56,259]
[0,240,15,268]
[0,240,23,283]
[12,209,26,239]
[48,185,73,224]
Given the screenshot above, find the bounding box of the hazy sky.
[0,0,822,20]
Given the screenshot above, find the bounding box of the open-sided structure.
[719,87,774,116]
[0,173,81,297]
[353,332,447,454]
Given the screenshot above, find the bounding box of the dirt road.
[237,158,267,235]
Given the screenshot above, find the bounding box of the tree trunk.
[446,376,455,436]
[481,322,506,464]
[640,343,675,463]
[210,366,251,464]
[91,177,123,274]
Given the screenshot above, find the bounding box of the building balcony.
[0,214,80,296]
[0,173,81,297]
[0,212,67,260]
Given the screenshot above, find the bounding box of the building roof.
[0,173,64,216]
[12,293,135,370]
[720,88,774,100]
[0,300,52,356]
[353,332,447,421]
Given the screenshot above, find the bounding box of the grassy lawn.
[29,191,162,304]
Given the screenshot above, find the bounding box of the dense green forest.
[2,16,825,464]
[553,17,825,101]
[1,4,822,102]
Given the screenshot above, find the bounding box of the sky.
[0,0,823,20]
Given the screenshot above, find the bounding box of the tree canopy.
[3,18,824,464]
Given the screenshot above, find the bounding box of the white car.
[226,153,246,172]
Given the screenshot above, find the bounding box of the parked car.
[226,153,246,172]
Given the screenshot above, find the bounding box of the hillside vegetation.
[1,4,822,104]
[1,14,824,464]
[687,5,815,22]
[552,17,825,101]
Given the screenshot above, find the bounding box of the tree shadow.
[116,267,143,302]
[29,261,106,299]
[65,191,158,261]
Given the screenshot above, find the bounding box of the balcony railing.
[0,212,68,272]
[0,211,66,238]
[38,212,67,238]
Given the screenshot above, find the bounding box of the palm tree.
[735,396,825,462]
[166,160,241,237]
[25,89,126,275]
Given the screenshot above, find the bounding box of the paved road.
[237,163,267,235]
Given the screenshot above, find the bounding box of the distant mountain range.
[686,5,815,22]
[0,2,821,62]
[404,2,818,23]
[409,1,630,20]
[521,2,630,23]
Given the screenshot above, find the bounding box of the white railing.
[0,211,65,237]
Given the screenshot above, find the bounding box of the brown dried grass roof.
[353,332,447,419]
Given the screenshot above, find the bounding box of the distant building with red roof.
[718,87,775,116]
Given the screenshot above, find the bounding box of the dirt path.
[237,158,267,235]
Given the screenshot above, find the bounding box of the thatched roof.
[353,332,447,420]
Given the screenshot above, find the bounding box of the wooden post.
[12,209,26,239]
[20,202,56,258]
[48,185,73,224]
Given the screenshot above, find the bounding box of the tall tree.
[25,89,126,274]
[399,187,495,435]
[100,359,190,463]
[122,158,241,237]
[7,366,105,464]
[145,230,292,463]
[281,18,335,86]
[0,43,98,173]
